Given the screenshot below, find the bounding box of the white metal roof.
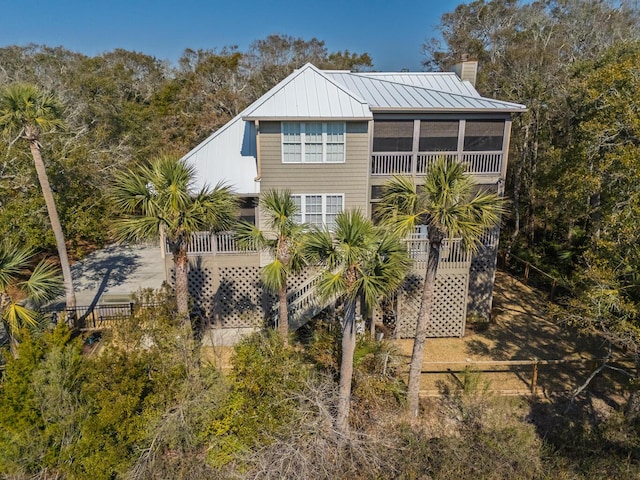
[183,114,259,195]
[333,71,481,97]
[243,64,372,120]
[325,72,525,112]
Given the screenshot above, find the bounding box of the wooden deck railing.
[166,231,257,256]
[405,237,472,272]
[41,302,160,330]
[372,151,503,176]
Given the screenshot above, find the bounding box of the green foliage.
[207,331,310,467]
[379,160,506,250]
[0,323,84,478]
[0,241,62,338]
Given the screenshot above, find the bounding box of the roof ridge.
[301,63,370,106]
[352,71,458,76]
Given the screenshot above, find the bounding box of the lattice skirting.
[467,244,498,320]
[395,272,469,338]
[170,263,315,328]
[173,258,490,337]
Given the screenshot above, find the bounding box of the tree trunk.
[29,141,76,312]
[336,298,357,436]
[278,285,288,344]
[407,235,441,417]
[173,245,191,329]
[509,121,528,252]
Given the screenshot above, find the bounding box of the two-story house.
[168,62,526,337]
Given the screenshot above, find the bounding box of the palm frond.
[21,259,63,304]
[260,259,288,292]
[0,83,65,141]
[236,221,270,251]
[3,303,40,333]
[304,227,337,267]
[260,189,299,233]
[0,242,31,290]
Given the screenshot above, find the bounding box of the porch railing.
[372,151,503,177]
[168,231,257,256]
[405,237,472,272]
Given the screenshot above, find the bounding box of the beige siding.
[259,122,370,216]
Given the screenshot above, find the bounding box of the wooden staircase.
[273,273,335,331]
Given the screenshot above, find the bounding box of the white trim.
[282,122,346,164]
[291,193,345,229]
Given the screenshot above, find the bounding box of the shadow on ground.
[395,271,626,397]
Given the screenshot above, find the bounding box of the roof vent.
[452,55,478,87]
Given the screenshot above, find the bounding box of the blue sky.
[0,0,465,71]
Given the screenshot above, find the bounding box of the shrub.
[0,323,84,478]
[207,330,311,468]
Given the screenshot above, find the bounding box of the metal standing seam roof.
[242,64,373,120]
[331,71,481,97]
[326,72,526,112]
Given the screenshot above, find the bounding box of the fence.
[420,357,630,396]
[371,151,504,176]
[186,231,256,255]
[42,302,157,330]
[498,251,569,300]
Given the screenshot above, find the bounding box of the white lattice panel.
[396,272,469,338]
[467,229,499,320]
[172,264,319,328]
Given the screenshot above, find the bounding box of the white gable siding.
[185,117,259,195]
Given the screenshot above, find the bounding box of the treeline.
[426,0,640,370]
[0,35,372,256]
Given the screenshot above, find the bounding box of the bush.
[0,323,85,478]
[207,330,311,468]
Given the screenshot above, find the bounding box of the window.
[419,121,459,151]
[291,194,344,229]
[463,120,504,151]
[282,122,345,163]
[373,121,413,152]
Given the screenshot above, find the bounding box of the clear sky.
[0,0,465,71]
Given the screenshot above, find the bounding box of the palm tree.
[0,242,62,343]
[0,83,76,311]
[379,158,506,416]
[305,210,411,434]
[111,155,237,328]
[236,190,307,342]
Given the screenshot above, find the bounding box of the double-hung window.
[282,122,345,163]
[291,194,344,229]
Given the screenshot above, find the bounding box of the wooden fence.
[498,251,569,300]
[419,357,630,396]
